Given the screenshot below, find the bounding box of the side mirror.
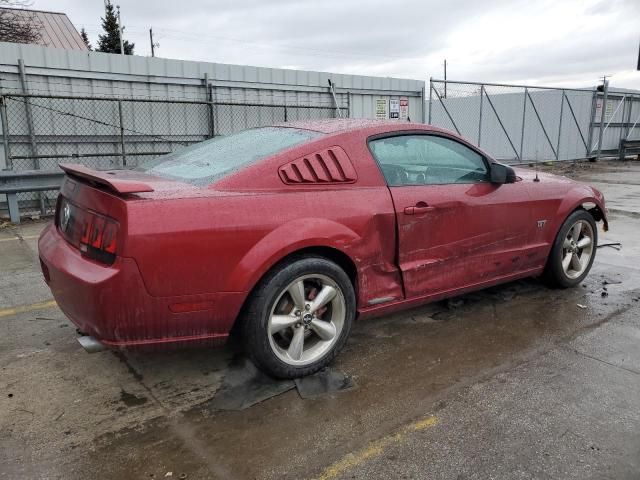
[490,163,516,184]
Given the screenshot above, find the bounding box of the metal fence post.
[284,105,288,122]
[629,95,638,139]
[595,80,609,161]
[18,60,38,169]
[209,84,216,137]
[117,100,126,167]
[18,58,45,214]
[627,97,640,141]
[0,96,11,170]
[586,91,597,158]
[618,95,627,155]
[626,95,637,140]
[478,85,484,147]
[556,90,565,161]
[328,79,342,118]
[519,87,527,160]
[7,192,19,223]
[204,74,215,138]
[428,78,433,124]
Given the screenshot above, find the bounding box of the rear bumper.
[38,223,245,348]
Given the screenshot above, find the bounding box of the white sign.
[376,98,388,119]
[399,97,409,120]
[389,98,400,119]
[595,99,614,122]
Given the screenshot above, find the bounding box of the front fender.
[553,185,608,234]
[223,218,361,293]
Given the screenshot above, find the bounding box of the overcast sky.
[36,0,640,89]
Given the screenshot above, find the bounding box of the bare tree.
[0,0,42,44]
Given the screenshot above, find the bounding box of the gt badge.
[537,220,547,228]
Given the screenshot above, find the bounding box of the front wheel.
[242,256,355,379]
[543,210,597,288]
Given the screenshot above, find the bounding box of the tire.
[242,255,356,379]
[543,210,598,288]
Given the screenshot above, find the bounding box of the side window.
[369,135,488,186]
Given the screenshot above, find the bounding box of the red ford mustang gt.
[39,119,608,378]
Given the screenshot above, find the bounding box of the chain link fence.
[0,92,346,218]
[428,79,640,164]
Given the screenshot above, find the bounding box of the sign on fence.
[389,98,400,119]
[375,98,388,119]
[400,97,409,120]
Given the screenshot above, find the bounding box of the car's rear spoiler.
[59,163,155,194]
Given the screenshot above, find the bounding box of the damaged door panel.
[369,133,533,299]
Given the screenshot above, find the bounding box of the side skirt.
[356,266,544,320]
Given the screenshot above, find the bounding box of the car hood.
[511,166,580,186]
[512,166,606,211]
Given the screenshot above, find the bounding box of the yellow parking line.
[316,415,438,480]
[0,235,41,243]
[0,300,57,318]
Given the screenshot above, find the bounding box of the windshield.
[137,127,322,185]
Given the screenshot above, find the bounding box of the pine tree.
[80,27,92,50]
[96,1,134,55]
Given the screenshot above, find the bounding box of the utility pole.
[149,28,155,57]
[444,59,447,99]
[116,5,124,55]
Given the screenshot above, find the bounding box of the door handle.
[404,203,435,215]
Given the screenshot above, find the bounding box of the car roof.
[275,118,449,135]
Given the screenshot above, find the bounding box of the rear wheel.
[543,210,597,288]
[242,256,355,379]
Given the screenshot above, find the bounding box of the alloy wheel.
[267,274,346,366]
[561,220,595,279]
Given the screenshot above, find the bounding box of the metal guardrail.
[0,169,63,223]
[619,139,640,161]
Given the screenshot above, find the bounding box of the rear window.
[137,127,322,185]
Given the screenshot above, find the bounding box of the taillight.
[57,197,119,265]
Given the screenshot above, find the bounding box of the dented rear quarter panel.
[124,127,404,312]
[125,188,401,307]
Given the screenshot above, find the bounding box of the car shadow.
[107,277,554,413]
